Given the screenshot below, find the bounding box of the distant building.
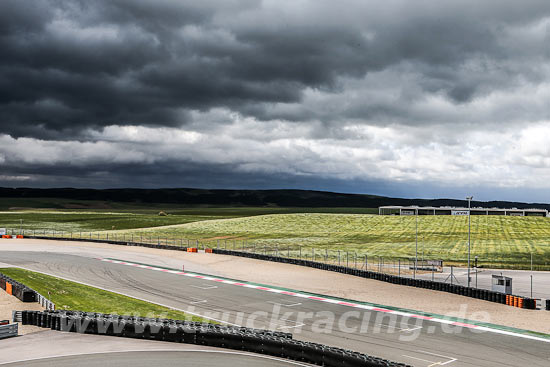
[378,206,548,217]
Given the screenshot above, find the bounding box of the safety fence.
[8,235,538,309]
[0,272,55,310]
[19,310,410,367]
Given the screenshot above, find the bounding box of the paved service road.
[2,351,310,367]
[1,250,550,367]
[417,266,550,300]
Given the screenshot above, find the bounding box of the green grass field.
[2,206,550,269]
[0,267,208,322]
[0,207,377,232]
[111,213,550,269]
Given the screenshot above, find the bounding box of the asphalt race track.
[1,246,550,367]
[2,351,312,367]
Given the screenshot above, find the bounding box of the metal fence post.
[398,259,401,277]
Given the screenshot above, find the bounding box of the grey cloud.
[2,0,550,139]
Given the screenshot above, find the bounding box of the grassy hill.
[1,187,549,210]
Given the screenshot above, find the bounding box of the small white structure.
[492,275,512,294]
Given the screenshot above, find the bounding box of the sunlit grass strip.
[0,267,208,322]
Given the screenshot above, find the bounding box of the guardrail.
[0,323,18,340]
[22,310,410,367]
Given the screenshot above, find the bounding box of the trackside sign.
[452,210,469,216]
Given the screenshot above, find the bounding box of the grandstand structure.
[378,206,548,217]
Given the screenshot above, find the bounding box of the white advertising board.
[451,210,469,216]
[0,228,5,235]
[401,210,415,216]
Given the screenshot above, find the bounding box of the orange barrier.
[506,295,510,306]
[205,248,213,253]
[186,248,198,253]
[513,296,518,308]
[1,235,11,239]
[518,298,524,309]
[16,235,23,239]
[6,282,12,295]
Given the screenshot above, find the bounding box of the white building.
[378,206,548,217]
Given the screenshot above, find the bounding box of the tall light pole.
[414,207,418,279]
[466,196,473,288]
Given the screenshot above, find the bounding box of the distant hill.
[0,187,548,210]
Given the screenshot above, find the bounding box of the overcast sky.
[1,0,550,201]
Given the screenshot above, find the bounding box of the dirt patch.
[0,288,44,335]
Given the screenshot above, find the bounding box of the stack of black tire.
[22,310,411,367]
[0,273,36,302]
[213,249,516,307]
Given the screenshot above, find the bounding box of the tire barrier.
[0,272,56,309]
[546,299,550,311]
[0,273,37,303]
[21,310,411,367]
[26,235,190,253]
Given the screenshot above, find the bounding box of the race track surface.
[1,244,549,367]
[3,351,310,367]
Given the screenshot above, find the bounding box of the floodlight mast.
[466,196,473,288]
[414,207,418,279]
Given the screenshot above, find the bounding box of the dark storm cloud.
[2,0,550,201]
[2,0,550,139]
